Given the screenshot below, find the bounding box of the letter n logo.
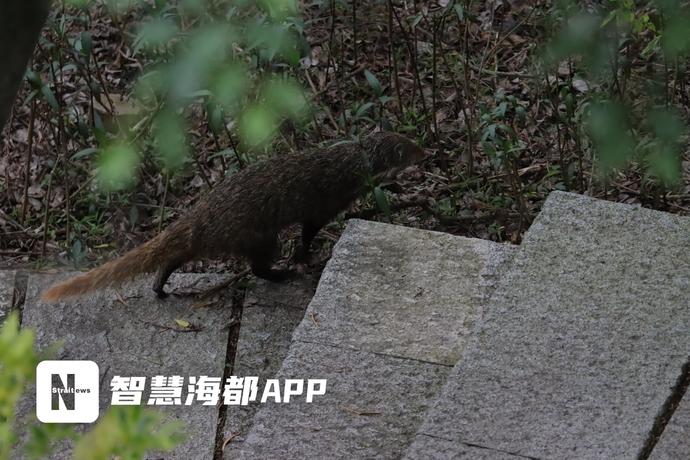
[37,360,100,423]
[52,373,75,410]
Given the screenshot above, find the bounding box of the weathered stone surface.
[223,276,317,456]
[235,220,517,458]
[650,394,690,460]
[244,276,318,310]
[0,270,15,323]
[409,192,690,459]
[237,341,450,460]
[404,435,526,459]
[293,219,516,365]
[17,272,235,460]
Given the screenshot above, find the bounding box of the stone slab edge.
[292,219,517,365]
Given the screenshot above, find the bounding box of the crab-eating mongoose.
[41,131,425,301]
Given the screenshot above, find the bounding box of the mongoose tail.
[40,227,189,302]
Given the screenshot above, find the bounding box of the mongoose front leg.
[251,264,292,282]
[295,220,325,263]
[249,236,293,282]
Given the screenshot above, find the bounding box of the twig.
[345,197,430,219]
[0,250,44,256]
[387,0,403,117]
[20,99,36,225]
[0,209,25,232]
[309,312,319,326]
[324,0,337,88]
[352,0,358,65]
[392,6,431,134]
[41,155,61,258]
[431,12,447,142]
[304,69,340,132]
[312,64,365,98]
[194,155,213,189]
[340,405,381,416]
[142,320,203,333]
[221,432,241,451]
[222,124,244,168]
[158,171,170,233]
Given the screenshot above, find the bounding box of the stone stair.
[225,219,516,458]
[404,191,690,459]
[5,190,690,459]
[226,191,690,459]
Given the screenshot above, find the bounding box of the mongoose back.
[41,132,424,301]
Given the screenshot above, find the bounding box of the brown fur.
[41,132,424,302]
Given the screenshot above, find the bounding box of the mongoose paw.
[252,267,297,283]
[293,247,311,264]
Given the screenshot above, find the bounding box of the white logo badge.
[36,360,100,423]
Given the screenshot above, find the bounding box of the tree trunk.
[0,0,50,131]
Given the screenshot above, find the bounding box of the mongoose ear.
[395,143,404,160]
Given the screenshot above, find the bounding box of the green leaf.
[26,423,75,459]
[641,35,661,59]
[0,312,40,460]
[246,22,298,64]
[153,110,188,171]
[65,0,89,8]
[175,319,191,328]
[211,64,248,110]
[98,143,139,191]
[41,86,60,112]
[239,104,278,147]
[647,145,681,185]
[454,4,464,20]
[71,147,99,161]
[209,148,236,159]
[129,205,139,226]
[586,101,634,175]
[354,102,375,119]
[207,104,225,136]
[373,186,391,217]
[80,32,93,59]
[364,69,383,97]
[646,109,684,185]
[73,406,185,460]
[69,239,85,267]
[169,25,234,102]
[134,18,178,54]
[25,70,43,89]
[259,0,298,20]
[180,0,205,16]
[662,13,690,57]
[263,78,306,118]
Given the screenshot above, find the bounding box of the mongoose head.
[362,132,426,179]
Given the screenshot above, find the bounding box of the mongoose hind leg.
[152,257,186,298]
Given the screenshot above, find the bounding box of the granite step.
[405,191,690,459]
[232,219,517,458]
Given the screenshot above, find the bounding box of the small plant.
[542,0,689,189]
[479,90,528,229]
[0,313,185,460]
